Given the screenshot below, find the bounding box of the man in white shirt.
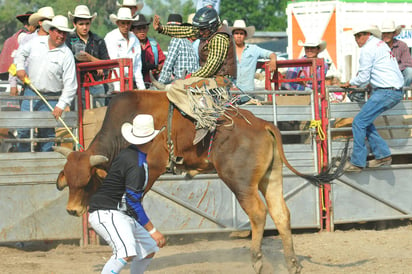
[14,15,77,152]
[105,8,145,91]
[340,24,404,172]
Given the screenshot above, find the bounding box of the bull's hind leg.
[235,186,268,273]
[217,173,268,273]
[259,155,302,273]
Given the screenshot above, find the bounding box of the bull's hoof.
[288,258,302,274]
[252,259,263,274]
[252,252,263,274]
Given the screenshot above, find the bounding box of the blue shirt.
[158,38,199,84]
[235,44,273,91]
[350,36,404,89]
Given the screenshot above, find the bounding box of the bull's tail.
[266,124,349,186]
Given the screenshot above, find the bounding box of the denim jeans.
[350,88,403,167]
[82,85,105,108]
[17,88,58,152]
[402,67,412,87]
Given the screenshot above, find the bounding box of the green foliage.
[0,0,287,51]
[220,0,287,31]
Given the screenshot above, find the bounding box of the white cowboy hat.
[28,6,55,27]
[229,19,255,38]
[298,38,327,52]
[116,0,144,11]
[42,15,73,33]
[121,114,160,145]
[352,24,381,39]
[68,5,97,21]
[109,8,134,25]
[380,19,402,36]
[187,13,195,25]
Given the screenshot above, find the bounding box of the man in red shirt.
[131,14,165,88]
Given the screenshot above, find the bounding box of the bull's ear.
[56,171,67,191]
[95,168,107,179]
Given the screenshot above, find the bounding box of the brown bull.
[54,90,339,274]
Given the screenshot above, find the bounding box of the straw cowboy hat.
[28,6,55,27]
[352,24,381,39]
[229,19,255,38]
[298,38,327,52]
[380,19,402,36]
[109,8,134,24]
[121,114,160,145]
[68,5,97,21]
[116,0,144,11]
[42,15,73,33]
[132,14,152,27]
[16,11,34,24]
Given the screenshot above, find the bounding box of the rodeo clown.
[88,114,165,274]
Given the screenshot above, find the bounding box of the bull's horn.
[90,155,109,167]
[53,146,73,158]
[149,71,166,90]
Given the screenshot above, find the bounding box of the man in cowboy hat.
[105,8,145,91]
[117,0,144,17]
[230,19,277,95]
[340,24,404,172]
[66,5,110,107]
[158,13,199,84]
[131,14,165,88]
[380,19,412,87]
[0,11,34,93]
[89,114,165,274]
[282,37,328,91]
[27,6,55,38]
[153,5,236,80]
[14,15,77,152]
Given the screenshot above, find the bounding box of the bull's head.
[53,146,108,216]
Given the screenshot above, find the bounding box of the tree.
[219,0,287,31]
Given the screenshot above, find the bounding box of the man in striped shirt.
[153,5,236,80]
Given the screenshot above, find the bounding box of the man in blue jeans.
[340,24,404,172]
[14,16,77,152]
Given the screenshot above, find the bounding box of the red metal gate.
[264,58,332,230]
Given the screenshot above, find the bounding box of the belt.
[376,87,402,91]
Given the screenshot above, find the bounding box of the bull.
[54,90,342,274]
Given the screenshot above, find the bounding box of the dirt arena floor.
[1,221,411,274]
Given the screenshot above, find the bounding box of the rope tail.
[266,124,350,187]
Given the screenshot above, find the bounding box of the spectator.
[66,5,110,108]
[131,14,165,88]
[380,19,412,87]
[105,8,145,91]
[14,15,77,152]
[282,37,328,91]
[3,8,55,97]
[116,0,144,17]
[0,11,34,73]
[187,13,200,62]
[25,7,55,40]
[88,114,165,274]
[153,5,236,80]
[158,13,199,84]
[0,11,34,95]
[340,24,404,172]
[229,19,276,92]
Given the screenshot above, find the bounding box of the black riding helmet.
[192,5,220,36]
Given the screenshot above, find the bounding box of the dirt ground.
[1,221,411,274]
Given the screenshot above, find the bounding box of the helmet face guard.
[193,6,220,38]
